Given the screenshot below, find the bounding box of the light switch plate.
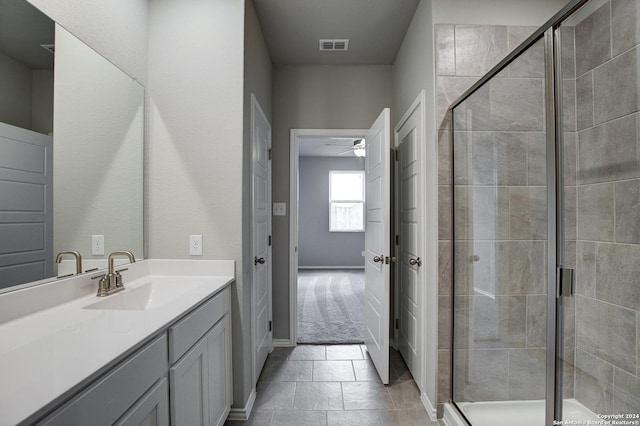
[273,202,286,216]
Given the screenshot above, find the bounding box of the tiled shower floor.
[225,345,443,426]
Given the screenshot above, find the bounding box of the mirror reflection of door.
[0,1,54,289]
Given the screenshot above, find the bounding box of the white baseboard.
[227,388,256,421]
[421,392,437,422]
[273,338,295,347]
[298,266,365,270]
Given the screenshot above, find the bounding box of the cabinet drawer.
[40,334,167,426]
[168,287,230,364]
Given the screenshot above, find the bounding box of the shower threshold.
[445,399,598,426]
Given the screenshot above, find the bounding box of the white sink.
[83,281,188,311]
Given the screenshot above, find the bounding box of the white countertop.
[0,259,234,426]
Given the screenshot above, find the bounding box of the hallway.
[226,345,442,426]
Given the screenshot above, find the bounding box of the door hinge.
[268,148,272,160]
[395,234,399,245]
[395,318,399,329]
[394,149,398,162]
[268,320,272,332]
[557,267,574,298]
[268,235,272,246]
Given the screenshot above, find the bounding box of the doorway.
[291,129,368,345]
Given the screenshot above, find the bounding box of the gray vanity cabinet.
[168,289,232,426]
[35,285,232,426]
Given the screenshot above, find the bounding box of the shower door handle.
[557,267,574,297]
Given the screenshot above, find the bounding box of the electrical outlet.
[92,235,104,255]
[190,235,203,256]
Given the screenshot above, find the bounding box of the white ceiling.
[0,0,54,70]
[252,0,421,65]
[299,137,365,157]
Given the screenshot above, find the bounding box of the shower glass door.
[451,35,550,426]
[560,0,640,419]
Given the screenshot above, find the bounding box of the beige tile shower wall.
[572,0,640,415]
[435,23,577,407]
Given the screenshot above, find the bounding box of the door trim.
[289,128,367,346]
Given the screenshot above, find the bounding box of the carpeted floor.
[297,269,365,344]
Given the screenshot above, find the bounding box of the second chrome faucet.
[92,251,136,297]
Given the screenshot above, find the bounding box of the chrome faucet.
[56,251,82,276]
[91,251,136,297]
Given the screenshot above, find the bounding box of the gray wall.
[0,52,32,130]
[0,55,53,134]
[271,64,393,340]
[299,157,365,268]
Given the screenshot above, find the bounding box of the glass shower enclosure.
[450,0,640,424]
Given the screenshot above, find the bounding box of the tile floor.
[225,345,443,426]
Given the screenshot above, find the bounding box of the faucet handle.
[91,273,109,297]
[115,268,129,288]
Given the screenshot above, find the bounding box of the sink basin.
[83,281,187,311]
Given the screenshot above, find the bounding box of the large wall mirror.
[0,0,144,293]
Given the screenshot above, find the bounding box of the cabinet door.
[207,314,232,426]
[169,336,209,426]
[115,378,169,426]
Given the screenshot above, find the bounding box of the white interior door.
[251,94,272,383]
[395,96,424,390]
[364,108,391,384]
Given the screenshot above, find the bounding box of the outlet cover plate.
[92,235,104,255]
[189,235,202,256]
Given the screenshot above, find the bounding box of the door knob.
[373,255,384,263]
[254,256,266,265]
[409,257,422,267]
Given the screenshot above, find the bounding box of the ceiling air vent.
[319,39,349,51]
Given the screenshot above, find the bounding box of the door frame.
[250,93,273,385]
[288,128,367,346]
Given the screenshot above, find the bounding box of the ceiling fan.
[325,139,366,157]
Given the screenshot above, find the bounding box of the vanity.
[0,260,234,426]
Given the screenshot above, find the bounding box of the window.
[329,170,365,232]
